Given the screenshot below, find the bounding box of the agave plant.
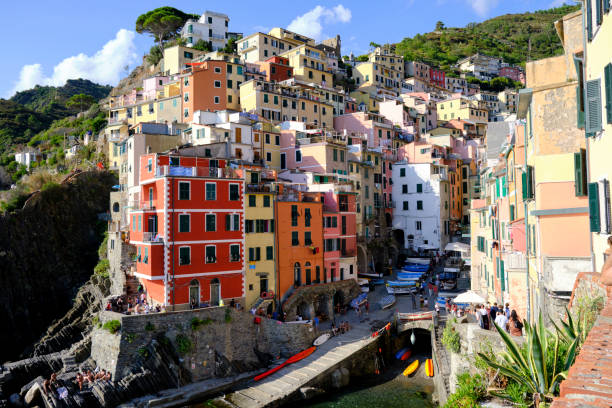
[550,305,588,345]
[477,314,579,406]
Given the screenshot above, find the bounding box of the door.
[235,127,242,143]
[280,153,286,170]
[305,267,311,285]
[148,215,158,235]
[340,268,344,280]
[294,263,301,286]
[259,277,268,296]
[210,278,220,306]
[189,279,200,307]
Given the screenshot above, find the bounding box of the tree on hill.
[66,93,95,114]
[135,7,198,52]
[435,21,445,31]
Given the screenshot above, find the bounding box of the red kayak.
[254,346,317,381]
[400,350,412,361]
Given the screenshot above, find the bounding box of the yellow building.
[436,97,489,123]
[239,80,334,127]
[349,89,383,113]
[583,1,612,270]
[352,46,404,95]
[244,169,276,309]
[280,44,331,86]
[253,122,281,169]
[237,29,313,63]
[162,45,206,75]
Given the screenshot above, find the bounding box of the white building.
[457,54,502,81]
[392,162,450,252]
[181,11,230,51]
[14,149,42,168]
[188,110,255,162]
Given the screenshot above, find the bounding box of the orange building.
[255,56,293,82]
[274,190,324,299]
[181,60,227,122]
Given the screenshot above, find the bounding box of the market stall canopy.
[444,242,470,254]
[453,290,486,304]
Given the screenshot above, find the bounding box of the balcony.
[156,165,237,179]
[246,183,273,193]
[341,249,357,257]
[143,232,164,243]
[385,201,395,209]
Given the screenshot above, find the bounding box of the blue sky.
[1,0,573,98]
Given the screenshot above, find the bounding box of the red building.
[323,191,357,283]
[256,56,293,82]
[429,68,446,88]
[499,66,525,85]
[181,60,227,122]
[130,153,245,309]
[345,99,357,113]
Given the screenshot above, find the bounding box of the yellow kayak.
[403,359,419,376]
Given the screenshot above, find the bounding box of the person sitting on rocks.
[103,371,111,381]
[86,370,95,384]
[75,373,84,391]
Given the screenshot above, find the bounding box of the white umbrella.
[453,290,486,304]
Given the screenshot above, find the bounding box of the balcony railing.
[246,183,273,193]
[341,249,357,257]
[143,232,163,243]
[385,201,395,209]
[156,165,237,179]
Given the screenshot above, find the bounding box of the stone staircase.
[61,354,78,373]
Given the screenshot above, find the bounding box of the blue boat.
[397,271,424,278]
[395,348,409,359]
[403,264,429,272]
[350,292,368,308]
[387,280,418,287]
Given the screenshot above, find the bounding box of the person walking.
[508,310,523,336]
[494,308,509,332]
[504,303,511,318]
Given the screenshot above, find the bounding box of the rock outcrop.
[0,171,116,362]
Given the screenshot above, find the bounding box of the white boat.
[387,286,416,295]
[313,333,331,346]
[358,278,370,286]
[404,258,430,265]
[397,276,420,282]
[379,295,396,309]
[358,272,383,278]
[360,286,370,293]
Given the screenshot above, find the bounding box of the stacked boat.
[386,280,417,294]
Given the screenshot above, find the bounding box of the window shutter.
[576,86,586,128]
[604,179,611,234]
[225,214,231,230]
[500,260,505,292]
[596,0,603,24]
[586,79,602,135]
[605,64,612,123]
[574,150,587,196]
[587,0,593,40]
[522,171,528,200]
[605,0,610,13]
[588,182,601,232]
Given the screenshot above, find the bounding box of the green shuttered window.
[574,149,587,196]
[605,63,612,123]
[586,79,602,135]
[588,182,601,232]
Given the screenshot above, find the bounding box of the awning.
[444,242,470,253]
[418,244,438,250]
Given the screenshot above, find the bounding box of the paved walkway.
[216,266,441,408]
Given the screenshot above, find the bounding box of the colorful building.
[129,153,245,309]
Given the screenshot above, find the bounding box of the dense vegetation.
[10,78,111,113]
[0,79,111,156]
[394,4,580,70]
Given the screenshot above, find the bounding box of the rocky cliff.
[0,171,116,362]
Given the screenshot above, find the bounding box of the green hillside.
[10,79,112,116]
[0,100,55,153]
[395,4,580,70]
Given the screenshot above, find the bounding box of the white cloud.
[466,0,499,17]
[253,25,271,33]
[7,29,137,97]
[287,4,352,41]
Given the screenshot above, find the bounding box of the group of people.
[476,302,523,336]
[331,320,351,336]
[74,369,111,391]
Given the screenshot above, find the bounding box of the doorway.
[210,278,220,306]
[259,276,268,296]
[189,279,200,307]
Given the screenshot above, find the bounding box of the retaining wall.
[92,307,317,382]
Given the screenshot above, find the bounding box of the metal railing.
[143,232,163,243]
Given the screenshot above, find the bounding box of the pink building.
[499,66,525,85]
[429,68,446,88]
[142,76,170,100]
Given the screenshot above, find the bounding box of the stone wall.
[282,279,361,321]
[444,320,525,393]
[92,307,317,382]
